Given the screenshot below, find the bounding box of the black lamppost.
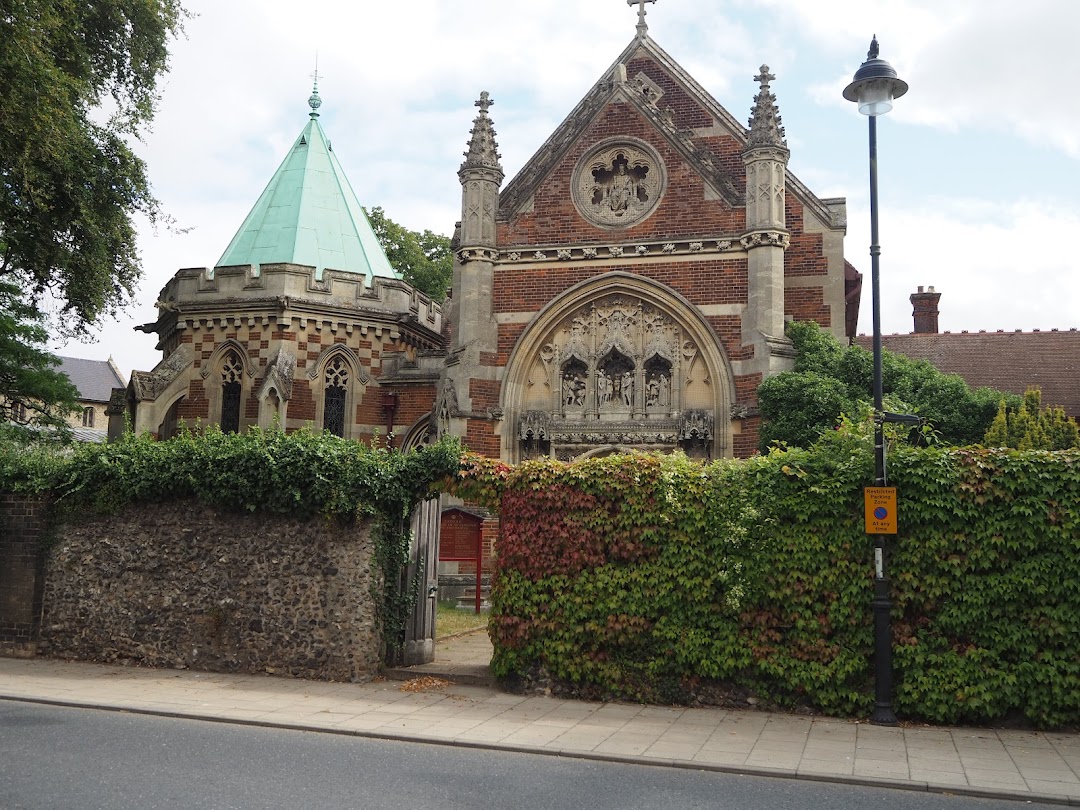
[844,36,907,727]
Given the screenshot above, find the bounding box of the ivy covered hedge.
[453,437,1080,728]
[0,427,463,658]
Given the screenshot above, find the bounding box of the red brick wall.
[493,259,748,314]
[499,101,744,246]
[0,493,47,644]
[786,287,831,326]
[627,57,713,128]
[734,416,761,457]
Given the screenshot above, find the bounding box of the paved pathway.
[2,636,1078,806]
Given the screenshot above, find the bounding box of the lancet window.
[322,357,349,438]
[220,350,243,434]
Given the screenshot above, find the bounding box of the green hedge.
[482,439,1080,727]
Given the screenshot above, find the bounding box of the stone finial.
[460,91,503,172]
[628,0,657,37]
[746,65,787,148]
[308,59,323,119]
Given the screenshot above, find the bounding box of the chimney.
[910,285,941,334]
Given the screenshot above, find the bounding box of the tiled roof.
[856,331,1080,417]
[216,86,398,284]
[56,356,126,404]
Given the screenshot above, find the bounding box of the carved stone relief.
[572,141,665,228]
[516,293,717,459]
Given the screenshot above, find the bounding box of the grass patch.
[436,602,488,639]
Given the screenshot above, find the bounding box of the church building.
[439,6,856,462]
[117,4,858,464]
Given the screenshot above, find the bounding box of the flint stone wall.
[39,500,382,681]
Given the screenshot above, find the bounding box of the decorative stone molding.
[130,345,194,401]
[259,349,296,400]
[519,410,552,441]
[305,345,369,384]
[739,231,790,249]
[679,409,714,441]
[497,237,741,265]
[631,71,664,105]
[571,139,666,229]
[199,339,257,381]
[435,377,460,437]
[456,247,499,263]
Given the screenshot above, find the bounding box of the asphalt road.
[0,700,1062,810]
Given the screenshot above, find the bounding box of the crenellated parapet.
[153,262,442,343]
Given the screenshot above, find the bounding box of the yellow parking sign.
[864,487,897,534]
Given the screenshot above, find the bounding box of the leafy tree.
[757,372,854,450]
[759,322,1019,450]
[0,280,79,434]
[364,206,452,301]
[983,388,1080,450]
[0,0,187,337]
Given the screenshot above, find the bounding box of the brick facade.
[0,494,47,650]
[445,33,850,465]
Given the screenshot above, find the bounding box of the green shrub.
[469,435,1080,727]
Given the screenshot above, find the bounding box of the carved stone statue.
[597,372,612,408]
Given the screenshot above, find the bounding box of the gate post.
[401,496,440,665]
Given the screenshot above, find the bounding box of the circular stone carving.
[572,139,666,229]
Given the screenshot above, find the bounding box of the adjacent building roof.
[216,85,399,284]
[56,356,126,404]
[856,288,1080,418]
[858,330,1080,419]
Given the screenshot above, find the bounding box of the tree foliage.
[758,322,1019,450]
[364,206,452,302]
[984,388,1080,450]
[0,280,79,434]
[0,0,186,335]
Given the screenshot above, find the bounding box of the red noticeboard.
[439,509,484,614]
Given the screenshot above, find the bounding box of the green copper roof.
[217,87,398,283]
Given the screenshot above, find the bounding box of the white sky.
[53,0,1080,380]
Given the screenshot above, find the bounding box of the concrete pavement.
[2,631,1079,806]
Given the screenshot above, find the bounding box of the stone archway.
[501,272,736,462]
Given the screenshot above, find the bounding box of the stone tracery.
[516,292,720,460]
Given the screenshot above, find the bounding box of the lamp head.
[843,36,908,116]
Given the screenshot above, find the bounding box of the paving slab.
[1,641,1079,806]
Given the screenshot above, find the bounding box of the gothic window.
[322,357,349,438]
[220,350,243,434]
[82,407,95,427]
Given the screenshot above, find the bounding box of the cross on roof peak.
[627,0,656,36]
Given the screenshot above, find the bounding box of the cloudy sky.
[53,0,1080,379]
